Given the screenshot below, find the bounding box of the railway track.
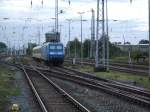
[21,65,91,112]
[54,67,150,93]
[65,59,148,75]
[1,61,150,109]
[71,58,148,69]
[36,66,150,108]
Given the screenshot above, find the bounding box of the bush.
[131,51,148,62]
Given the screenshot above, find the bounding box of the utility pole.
[81,14,83,65]
[128,46,132,64]
[59,24,63,42]
[148,0,150,80]
[78,12,85,66]
[66,19,72,57]
[59,24,63,35]
[73,37,77,64]
[22,26,25,45]
[55,0,59,41]
[75,39,77,58]
[95,0,100,67]
[90,9,95,59]
[106,0,109,71]
[38,26,41,45]
[3,26,8,55]
[55,0,58,33]
[102,0,106,66]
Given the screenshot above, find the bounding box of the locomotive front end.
[48,43,64,65]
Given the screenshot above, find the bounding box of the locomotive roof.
[45,32,60,35]
[43,42,63,45]
[33,42,63,50]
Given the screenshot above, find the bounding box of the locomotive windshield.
[50,45,55,50]
[56,45,62,50]
[49,44,63,50]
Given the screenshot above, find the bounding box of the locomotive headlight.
[49,52,55,55]
[57,52,63,55]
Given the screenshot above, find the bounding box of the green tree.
[139,39,149,44]
[66,35,125,59]
[83,39,91,58]
[66,38,81,58]
[0,42,7,52]
[131,51,148,62]
[0,42,7,48]
[98,35,125,59]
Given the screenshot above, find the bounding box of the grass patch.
[111,56,129,62]
[80,65,94,73]
[65,62,150,89]
[0,66,20,111]
[0,97,6,112]
[64,61,72,67]
[95,71,150,88]
[20,57,29,65]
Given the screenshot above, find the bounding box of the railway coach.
[32,42,64,65]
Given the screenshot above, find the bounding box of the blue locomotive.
[32,42,64,65]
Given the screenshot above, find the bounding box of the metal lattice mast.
[81,14,83,65]
[148,0,150,80]
[90,9,95,59]
[106,0,109,71]
[78,12,85,66]
[93,9,95,59]
[95,0,100,67]
[55,0,58,33]
[90,10,93,58]
[75,38,77,58]
[102,0,105,66]
[69,20,71,57]
[66,19,71,57]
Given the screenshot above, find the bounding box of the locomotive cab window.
[50,45,55,49]
[56,45,62,50]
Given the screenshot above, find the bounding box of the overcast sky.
[0,0,148,48]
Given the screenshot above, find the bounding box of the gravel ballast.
[49,76,150,112]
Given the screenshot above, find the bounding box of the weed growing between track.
[65,63,150,89]
[0,65,20,111]
[95,71,150,88]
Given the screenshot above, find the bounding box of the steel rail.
[66,58,149,69]
[3,61,149,94]
[65,60,148,75]
[2,61,150,108]
[50,67,150,98]
[42,70,150,107]
[68,58,148,68]
[30,64,150,95]
[22,65,48,112]
[31,66,91,112]
[54,67,150,97]
[62,66,150,93]
[38,67,150,107]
